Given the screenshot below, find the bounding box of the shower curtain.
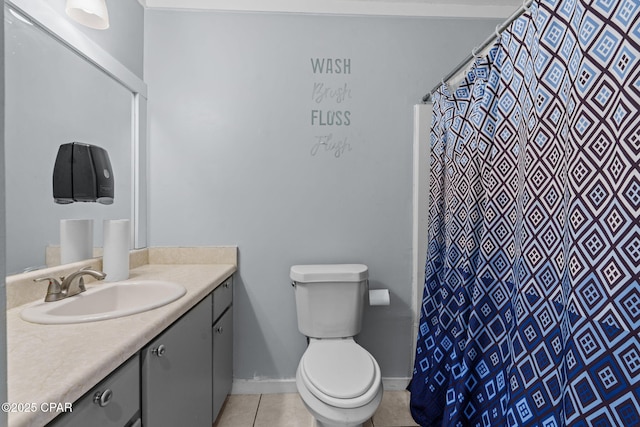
[410,0,640,426]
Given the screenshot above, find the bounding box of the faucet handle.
[34,276,61,287]
[34,277,64,302]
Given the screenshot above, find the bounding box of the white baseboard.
[382,377,412,391]
[231,379,297,394]
[231,377,411,395]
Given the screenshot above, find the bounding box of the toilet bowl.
[296,339,383,427]
[291,264,383,427]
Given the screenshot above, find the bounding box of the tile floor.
[213,390,419,427]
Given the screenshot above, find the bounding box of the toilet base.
[297,365,382,427]
[315,420,364,427]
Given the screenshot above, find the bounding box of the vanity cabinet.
[45,276,234,427]
[141,294,213,427]
[48,355,140,427]
[212,276,233,422]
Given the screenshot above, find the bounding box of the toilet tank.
[290,264,368,339]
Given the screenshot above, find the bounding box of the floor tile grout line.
[252,394,262,427]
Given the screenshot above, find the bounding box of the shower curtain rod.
[422,0,533,103]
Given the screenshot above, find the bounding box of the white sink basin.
[21,280,187,324]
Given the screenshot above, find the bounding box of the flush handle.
[93,389,113,407]
[152,344,166,357]
[216,326,224,334]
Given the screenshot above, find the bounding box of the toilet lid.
[301,340,375,400]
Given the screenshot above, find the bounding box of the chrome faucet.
[34,267,106,302]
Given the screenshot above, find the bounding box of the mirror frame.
[5,0,148,250]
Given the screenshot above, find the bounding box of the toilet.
[290,264,383,427]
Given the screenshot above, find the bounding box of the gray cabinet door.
[212,307,233,422]
[142,295,213,427]
[48,355,140,427]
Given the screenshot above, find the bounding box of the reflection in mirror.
[4,4,133,274]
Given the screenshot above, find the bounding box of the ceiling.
[139,0,525,18]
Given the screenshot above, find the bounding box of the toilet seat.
[299,339,381,409]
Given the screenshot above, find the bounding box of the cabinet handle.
[223,281,230,288]
[93,389,113,407]
[152,344,166,357]
[216,326,224,334]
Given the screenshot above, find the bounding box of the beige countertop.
[7,260,236,427]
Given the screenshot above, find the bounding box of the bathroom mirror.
[4,1,147,274]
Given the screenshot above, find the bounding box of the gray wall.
[144,11,500,381]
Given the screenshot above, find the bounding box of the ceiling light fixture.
[65,0,110,30]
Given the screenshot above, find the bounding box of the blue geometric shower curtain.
[410,1,640,426]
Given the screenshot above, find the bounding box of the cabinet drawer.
[48,355,140,427]
[213,276,233,323]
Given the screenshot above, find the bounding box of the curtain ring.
[523,0,531,11]
[471,47,479,58]
[495,24,501,39]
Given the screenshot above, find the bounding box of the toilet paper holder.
[368,288,390,306]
